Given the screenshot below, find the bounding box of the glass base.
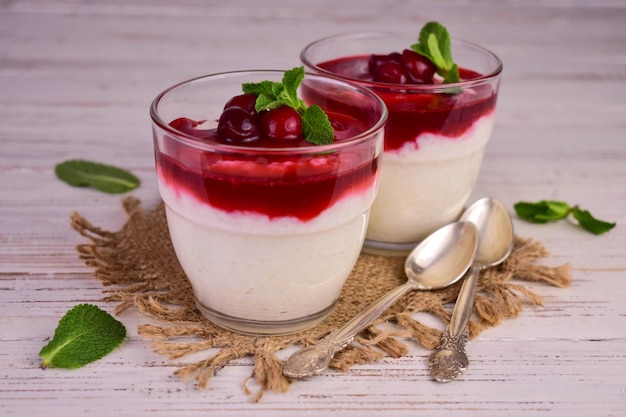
[361,238,420,257]
[194,298,337,336]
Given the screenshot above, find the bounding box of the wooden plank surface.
[1,1,625,416]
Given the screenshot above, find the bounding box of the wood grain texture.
[1,1,625,416]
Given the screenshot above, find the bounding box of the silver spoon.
[283,221,479,379]
[428,197,514,383]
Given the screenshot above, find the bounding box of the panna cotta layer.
[367,113,494,244]
[157,168,376,333]
[162,185,371,317]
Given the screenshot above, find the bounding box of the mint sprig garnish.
[39,304,127,369]
[55,159,140,194]
[514,200,616,235]
[411,21,460,84]
[242,67,334,145]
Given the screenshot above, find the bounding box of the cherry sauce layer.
[317,54,498,151]
[155,110,379,222]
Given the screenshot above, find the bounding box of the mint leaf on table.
[514,200,570,223]
[39,304,126,369]
[411,21,460,84]
[571,207,616,235]
[514,200,616,235]
[55,159,140,194]
[242,66,333,145]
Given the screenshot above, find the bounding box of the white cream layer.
[366,113,495,244]
[158,177,375,323]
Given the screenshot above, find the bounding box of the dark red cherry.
[259,106,303,140]
[372,61,407,84]
[217,107,260,143]
[400,49,436,84]
[368,52,401,74]
[223,93,258,114]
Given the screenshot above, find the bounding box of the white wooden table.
[2,1,625,415]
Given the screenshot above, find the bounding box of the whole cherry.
[400,49,437,84]
[223,93,258,114]
[368,52,401,74]
[217,107,260,143]
[372,61,407,84]
[259,106,303,140]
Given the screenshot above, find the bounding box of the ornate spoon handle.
[283,282,414,378]
[428,265,479,382]
[448,265,480,338]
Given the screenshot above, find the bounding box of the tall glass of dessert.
[301,27,502,255]
[150,69,387,335]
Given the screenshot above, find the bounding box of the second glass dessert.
[301,29,503,255]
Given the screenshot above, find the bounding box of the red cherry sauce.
[317,55,498,151]
[155,110,379,221]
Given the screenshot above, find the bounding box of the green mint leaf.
[514,200,570,223]
[572,207,616,235]
[255,94,282,112]
[242,80,275,97]
[426,32,448,70]
[441,30,454,65]
[281,67,305,99]
[444,64,460,84]
[55,159,140,194]
[411,21,460,83]
[514,200,616,235]
[280,67,307,110]
[241,67,334,145]
[536,201,571,221]
[514,202,549,223]
[272,82,286,97]
[243,80,283,111]
[302,105,334,145]
[39,304,126,369]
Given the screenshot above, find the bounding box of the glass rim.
[300,32,503,91]
[150,69,388,155]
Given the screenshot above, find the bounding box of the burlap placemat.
[71,197,571,401]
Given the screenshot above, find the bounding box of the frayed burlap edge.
[71,197,571,401]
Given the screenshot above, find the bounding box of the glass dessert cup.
[150,70,387,335]
[301,33,503,256]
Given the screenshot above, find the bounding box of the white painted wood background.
[1,0,625,416]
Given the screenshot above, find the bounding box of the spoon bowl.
[428,197,514,382]
[283,221,479,379]
[462,197,514,268]
[404,221,479,290]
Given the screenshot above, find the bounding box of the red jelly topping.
[156,110,379,221]
[317,55,498,151]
